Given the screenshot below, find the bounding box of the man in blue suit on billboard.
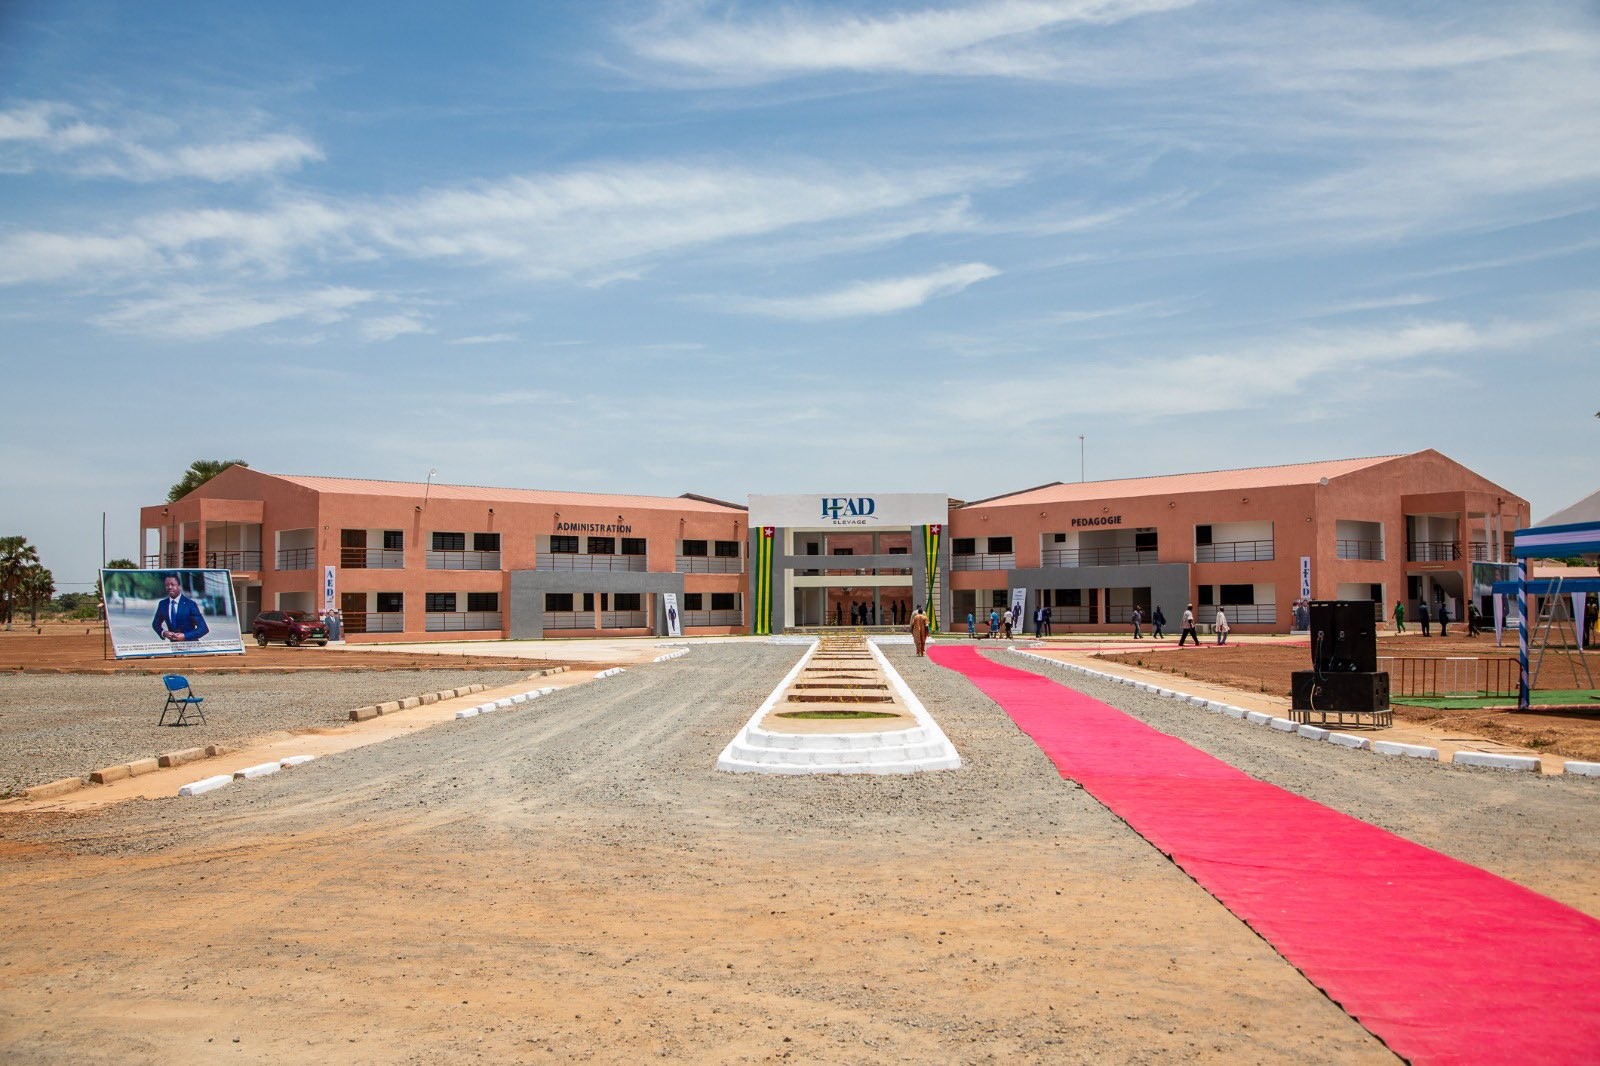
[152,574,209,643]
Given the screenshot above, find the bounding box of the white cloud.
[734,262,1000,319]
[92,286,375,339]
[449,333,519,345]
[359,313,430,343]
[86,133,323,183]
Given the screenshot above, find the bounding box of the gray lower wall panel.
[508,570,686,638]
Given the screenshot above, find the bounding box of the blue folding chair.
[160,675,207,727]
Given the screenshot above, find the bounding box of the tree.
[95,558,138,615]
[0,536,41,629]
[168,459,248,503]
[21,566,54,625]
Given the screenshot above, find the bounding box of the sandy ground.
[1,641,1596,1061]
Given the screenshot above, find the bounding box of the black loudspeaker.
[1309,599,1377,673]
[1291,670,1390,713]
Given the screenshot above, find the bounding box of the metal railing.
[201,549,262,570]
[950,553,1016,571]
[675,555,742,574]
[425,611,502,632]
[342,610,404,634]
[276,547,316,570]
[340,548,405,569]
[1194,540,1274,563]
[1379,656,1516,698]
[1414,534,1465,560]
[1468,541,1492,561]
[538,553,647,572]
[601,610,648,629]
[542,611,596,630]
[683,609,743,627]
[1044,606,1093,624]
[143,554,179,568]
[1335,539,1384,561]
[426,549,500,571]
[1040,546,1159,567]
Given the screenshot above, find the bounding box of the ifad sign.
[749,493,948,530]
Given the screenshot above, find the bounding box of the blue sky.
[2,0,1597,589]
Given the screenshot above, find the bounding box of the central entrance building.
[747,494,950,632]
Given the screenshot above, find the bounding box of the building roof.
[964,455,1405,508]
[1535,487,1600,529]
[261,472,746,512]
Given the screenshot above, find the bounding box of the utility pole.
[1079,436,1086,482]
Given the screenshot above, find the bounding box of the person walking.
[1043,605,1052,636]
[1215,607,1230,645]
[1393,599,1406,634]
[1178,604,1199,647]
[1033,604,1045,639]
[910,604,930,656]
[967,611,976,638]
[1438,600,1450,637]
[1586,595,1598,649]
[1001,609,1013,640]
[1418,598,1431,637]
[1151,605,1166,639]
[1467,602,1481,637]
[1131,606,1143,639]
[989,608,1000,638]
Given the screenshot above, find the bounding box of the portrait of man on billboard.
[102,568,244,659]
[152,572,210,643]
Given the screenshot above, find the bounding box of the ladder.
[1530,576,1595,691]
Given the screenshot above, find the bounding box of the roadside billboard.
[101,568,245,659]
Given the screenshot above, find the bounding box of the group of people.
[833,600,909,627]
[1130,604,1228,646]
[966,603,1034,640]
[1393,598,1481,638]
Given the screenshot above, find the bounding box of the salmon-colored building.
[139,450,1526,640]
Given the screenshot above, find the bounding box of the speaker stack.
[1291,599,1389,719]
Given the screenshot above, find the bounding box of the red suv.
[253,611,329,647]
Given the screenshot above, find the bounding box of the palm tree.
[168,459,249,503]
[22,566,54,626]
[0,536,41,629]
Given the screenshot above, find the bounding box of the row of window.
[424,592,500,613]
[549,536,648,555]
[542,592,740,611]
[340,530,742,556]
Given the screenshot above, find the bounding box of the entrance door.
[342,592,366,634]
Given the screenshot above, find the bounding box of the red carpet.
[929,645,1600,1064]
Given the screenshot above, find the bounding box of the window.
[376,592,404,613]
[383,530,404,550]
[467,592,498,612]
[714,540,740,558]
[1367,584,1382,603]
[426,593,457,613]
[1134,529,1157,551]
[545,593,573,612]
[583,593,597,612]
[621,538,647,556]
[614,593,641,611]
[987,537,1013,554]
[550,535,579,554]
[711,592,737,611]
[1057,588,1082,607]
[681,540,707,556]
[888,547,908,555]
[1053,533,1066,543]
[1221,584,1254,606]
[991,590,1009,608]
[473,532,500,552]
[952,538,976,556]
[1195,525,1213,546]
[1197,586,1214,606]
[683,593,703,610]
[805,542,820,556]
[832,547,853,556]
[432,532,465,551]
[588,537,614,554]
[341,529,366,547]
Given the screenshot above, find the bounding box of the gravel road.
[0,668,540,792]
[3,642,1595,1062]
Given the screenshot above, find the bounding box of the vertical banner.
[1494,593,1504,646]
[924,523,941,632]
[1299,556,1312,601]
[662,591,682,637]
[323,565,337,613]
[753,526,775,636]
[1010,587,1027,628]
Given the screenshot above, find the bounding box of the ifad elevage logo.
[821,496,876,523]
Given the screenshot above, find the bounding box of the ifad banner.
[1300,556,1312,600]
[102,568,245,659]
[663,592,682,637]
[323,565,337,612]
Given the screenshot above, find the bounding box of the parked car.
[253,610,329,647]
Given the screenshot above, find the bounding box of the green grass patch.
[1399,689,1600,710]
[776,710,902,720]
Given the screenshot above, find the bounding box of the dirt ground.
[0,626,572,674]
[1097,634,1600,763]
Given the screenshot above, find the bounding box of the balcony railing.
[426,549,500,571]
[425,611,502,632]
[198,549,260,570]
[1207,604,1277,625]
[683,609,743,627]
[951,552,1016,571]
[276,547,316,570]
[1335,539,1384,561]
[341,548,405,569]
[143,553,180,568]
[538,553,647,572]
[675,555,742,574]
[542,611,596,629]
[1041,546,1159,568]
[342,610,403,634]
[601,610,648,629]
[1408,540,1460,562]
[1045,606,1093,624]
[1194,540,1274,563]
[1468,541,1492,561]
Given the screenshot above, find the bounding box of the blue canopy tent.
[1509,488,1600,707]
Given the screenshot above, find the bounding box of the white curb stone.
[178,774,232,797]
[1296,724,1331,741]
[234,762,281,780]
[1269,717,1297,732]
[1565,761,1600,777]
[494,698,515,709]
[1245,711,1273,726]
[1373,740,1439,760]
[1223,706,1247,719]
[1327,733,1372,750]
[1453,752,1540,772]
[455,708,480,719]
[279,755,315,768]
